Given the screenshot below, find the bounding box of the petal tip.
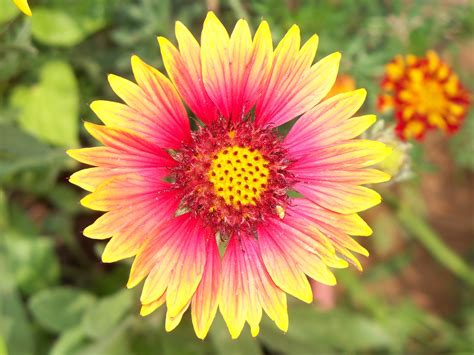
[89,100,100,112]
[139,307,150,317]
[275,314,289,333]
[194,327,209,340]
[101,253,115,263]
[205,10,217,20]
[79,194,93,209]
[130,54,141,65]
[250,324,260,337]
[157,35,168,46]
[301,292,313,304]
[289,24,300,33]
[65,149,77,159]
[83,120,95,132]
[355,88,367,99]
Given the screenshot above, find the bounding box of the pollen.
[208,146,269,206]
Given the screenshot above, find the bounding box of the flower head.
[12,0,32,16]
[378,51,470,140]
[68,12,390,339]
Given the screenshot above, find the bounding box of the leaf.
[82,289,133,339]
[259,305,393,353]
[0,124,52,159]
[10,60,79,147]
[0,257,35,355]
[28,287,95,333]
[4,231,60,295]
[0,0,19,23]
[76,318,134,355]
[31,1,108,47]
[32,9,86,46]
[0,124,68,183]
[50,326,88,355]
[0,336,7,355]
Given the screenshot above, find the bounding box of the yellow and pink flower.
[378,51,470,140]
[68,12,390,339]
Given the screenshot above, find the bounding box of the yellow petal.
[13,0,32,16]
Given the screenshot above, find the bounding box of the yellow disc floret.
[208,146,269,206]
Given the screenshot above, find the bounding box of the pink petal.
[255,25,341,127]
[285,89,368,154]
[159,23,219,125]
[258,225,313,303]
[201,13,272,121]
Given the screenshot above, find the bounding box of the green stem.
[397,206,474,287]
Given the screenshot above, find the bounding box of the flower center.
[417,80,446,113]
[208,146,269,206]
[172,119,294,236]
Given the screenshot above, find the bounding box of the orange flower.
[326,74,356,98]
[377,51,470,140]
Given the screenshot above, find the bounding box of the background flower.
[377,51,470,141]
[325,74,356,98]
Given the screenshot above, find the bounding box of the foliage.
[0,0,473,354]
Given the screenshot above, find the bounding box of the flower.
[325,74,356,99]
[12,0,32,16]
[377,51,470,141]
[67,12,390,339]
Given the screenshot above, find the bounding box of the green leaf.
[50,326,88,355]
[29,287,95,333]
[0,336,7,355]
[0,123,52,159]
[0,0,19,23]
[4,231,60,295]
[0,257,35,355]
[31,2,107,47]
[10,60,79,148]
[32,9,85,46]
[82,289,133,340]
[76,318,134,355]
[0,124,67,183]
[259,306,393,353]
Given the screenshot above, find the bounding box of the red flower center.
[172,119,294,237]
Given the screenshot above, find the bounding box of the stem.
[397,206,474,286]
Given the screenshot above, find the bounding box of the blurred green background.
[1,0,473,354]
